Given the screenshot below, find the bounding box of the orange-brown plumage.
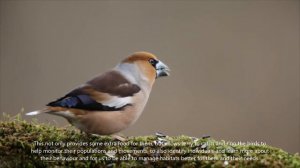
[122,51,157,63]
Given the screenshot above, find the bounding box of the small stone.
[105,150,116,158]
[158,137,167,141]
[190,137,198,142]
[200,143,208,149]
[202,135,211,139]
[106,163,115,168]
[153,139,168,146]
[155,132,166,138]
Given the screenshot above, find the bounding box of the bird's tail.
[26,109,51,116]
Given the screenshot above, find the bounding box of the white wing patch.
[101,96,132,108]
[26,110,41,116]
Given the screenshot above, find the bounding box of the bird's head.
[120,52,170,85]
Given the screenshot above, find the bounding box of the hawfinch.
[27,52,170,135]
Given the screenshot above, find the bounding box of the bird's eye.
[148,58,157,67]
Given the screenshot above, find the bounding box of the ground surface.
[0,115,299,168]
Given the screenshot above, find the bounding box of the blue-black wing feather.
[47,93,127,111]
[47,70,138,111]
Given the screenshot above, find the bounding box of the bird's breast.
[77,89,150,135]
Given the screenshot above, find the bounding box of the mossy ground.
[0,114,299,168]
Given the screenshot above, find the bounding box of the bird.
[26,52,170,135]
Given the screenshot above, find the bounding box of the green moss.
[0,115,299,168]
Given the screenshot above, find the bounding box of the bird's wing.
[47,70,140,111]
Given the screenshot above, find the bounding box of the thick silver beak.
[156,61,170,78]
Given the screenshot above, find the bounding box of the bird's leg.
[83,131,92,139]
[80,130,102,139]
[90,133,102,137]
[111,134,127,142]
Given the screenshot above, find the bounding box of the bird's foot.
[90,133,102,137]
[82,131,102,138]
[111,134,127,142]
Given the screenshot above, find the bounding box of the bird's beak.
[156,61,170,78]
